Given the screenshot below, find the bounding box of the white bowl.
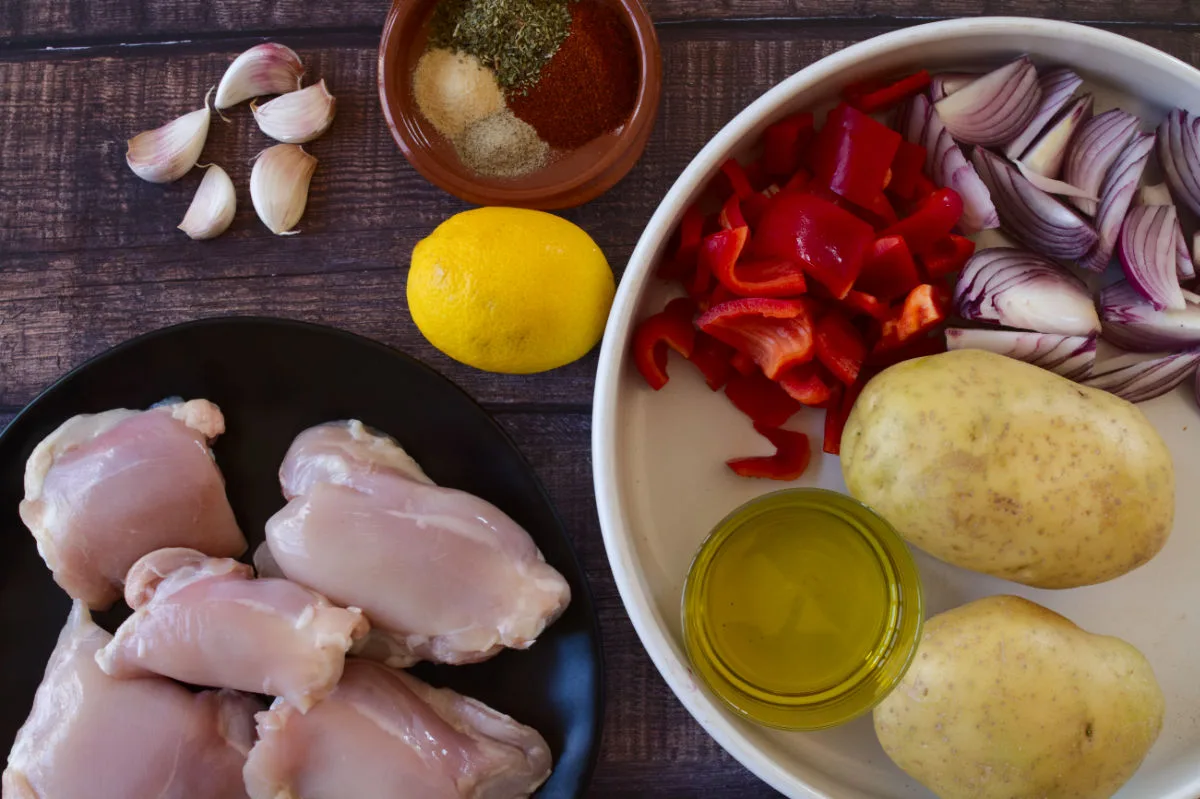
[593,17,1200,799]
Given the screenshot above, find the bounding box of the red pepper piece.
[724,370,802,427]
[713,255,807,299]
[910,173,936,201]
[742,192,772,228]
[880,187,963,256]
[814,310,867,385]
[874,284,950,352]
[697,298,816,380]
[632,306,697,390]
[867,331,947,368]
[845,70,932,114]
[762,112,816,177]
[920,234,976,280]
[718,195,747,230]
[753,192,874,299]
[855,236,922,303]
[888,141,928,201]
[744,161,771,193]
[779,361,838,406]
[720,158,755,200]
[730,350,757,376]
[840,289,890,321]
[663,296,697,322]
[687,331,734,391]
[807,104,902,210]
[727,424,812,481]
[698,227,750,301]
[658,203,705,281]
[857,191,899,229]
[822,385,846,455]
[782,167,812,194]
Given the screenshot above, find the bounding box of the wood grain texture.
[2,0,1195,44]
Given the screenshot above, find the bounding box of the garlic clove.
[178,165,237,240]
[126,100,211,184]
[215,43,304,110]
[251,79,336,144]
[250,144,317,235]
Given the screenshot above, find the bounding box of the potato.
[874,595,1164,799]
[841,349,1173,588]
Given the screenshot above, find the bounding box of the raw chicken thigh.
[3,602,257,799]
[96,548,368,712]
[19,399,247,609]
[242,659,552,799]
[261,421,571,666]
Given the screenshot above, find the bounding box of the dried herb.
[429,0,573,92]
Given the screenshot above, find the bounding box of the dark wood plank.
[3,0,1195,45]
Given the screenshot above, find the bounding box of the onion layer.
[1119,202,1185,311]
[1004,68,1084,159]
[929,72,979,102]
[954,247,1101,336]
[945,327,1095,379]
[1082,348,1200,403]
[1157,108,1200,217]
[1079,131,1155,273]
[934,57,1041,146]
[1063,109,1140,217]
[1100,280,1200,351]
[1019,94,1093,178]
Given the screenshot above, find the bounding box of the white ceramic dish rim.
[592,17,1200,798]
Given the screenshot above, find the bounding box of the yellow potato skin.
[841,350,1174,589]
[874,596,1164,799]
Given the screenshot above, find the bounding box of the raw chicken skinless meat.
[260,421,571,666]
[242,658,552,799]
[19,399,247,610]
[2,602,258,799]
[96,548,369,712]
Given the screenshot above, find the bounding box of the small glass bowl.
[682,488,923,731]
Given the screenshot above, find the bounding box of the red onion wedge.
[971,148,1098,260]
[1119,202,1185,311]
[929,72,979,102]
[1079,131,1155,273]
[1081,347,1200,402]
[1019,94,1092,179]
[1064,109,1140,216]
[934,56,1041,146]
[1100,280,1200,351]
[1015,161,1097,200]
[1158,108,1200,218]
[898,94,998,234]
[954,247,1101,336]
[945,328,1095,379]
[1004,68,1084,159]
[1137,182,1173,206]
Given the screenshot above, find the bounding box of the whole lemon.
[408,207,615,374]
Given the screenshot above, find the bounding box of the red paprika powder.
[508,0,639,149]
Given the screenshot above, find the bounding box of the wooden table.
[0,1,1193,795]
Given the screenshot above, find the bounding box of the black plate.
[0,317,603,797]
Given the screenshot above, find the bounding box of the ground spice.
[413,48,506,137]
[429,0,573,92]
[458,109,549,177]
[508,0,638,149]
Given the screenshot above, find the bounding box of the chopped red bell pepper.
[807,104,902,210]
[730,350,757,376]
[632,306,697,390]
[720,158,755,200]
[742,192,772,228]
[762,112,816,177]
[821,367,875,454]
[920,234,976,280]
[724,370,802,427]
[658,203,705,280]
[866,332,947,368]
[714,256,807,298]
[856,191,899,229]
[753,192,874,299]
[888,141,928,201]
[844,70,932,114]
[699,226,750,287]
[727,424,812,481]
[880,187,963,255]
[910,173,936,201]
[874,284,951,352]
[687,331,734,391]
[779,361,837,406]
[663,296,697,322]
[840,289,890,321]
[697,298,816,380]
[782,168,811,194]
[718,195,747,230]
[815,310,868,385]
[744,161,771,193]
[855,236,922,302]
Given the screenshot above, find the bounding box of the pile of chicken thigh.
[3,399,572,799]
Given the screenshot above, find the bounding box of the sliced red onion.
[1100,280,1200,351]
[1015,161,1097,200]
[1063,109,1141,216]
[1081,347,1200,402]
[1119,202,1185,311]
[1003,68,1084,159]
[1137,182,1174,206]
[1177,223,1195,281]
[898,94,998,234]
[945,327,1095,379]
[971,148,1098,260]
[934,56,1041,146]
[954,247,1101,336]
[1078,131,1155,273]
[929,72,979,102]
[1157,108,1200,218]
[1019,94,1092,178]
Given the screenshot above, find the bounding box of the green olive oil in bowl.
[682,488,923,730]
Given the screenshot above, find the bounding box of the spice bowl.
[378,0,662,210]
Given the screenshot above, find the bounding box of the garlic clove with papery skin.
[250,144,317,235]
[252,80,336,144]
[178,165,236,240]
[126,99,211,184]
[215,43,304,110]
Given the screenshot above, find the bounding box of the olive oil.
[683,489,923,730]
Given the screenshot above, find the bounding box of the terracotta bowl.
[377,0,662,210]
